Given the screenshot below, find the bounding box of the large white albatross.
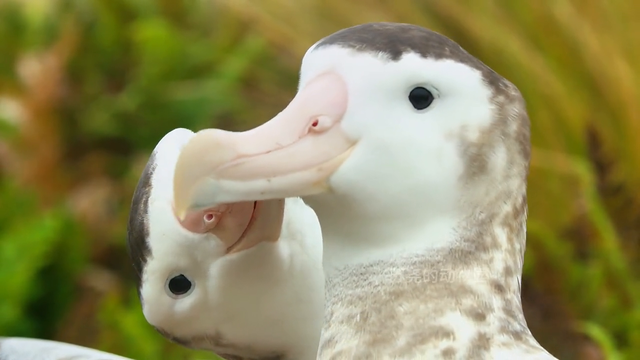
[170,22,559,360]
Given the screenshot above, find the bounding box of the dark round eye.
[408,87,434,110]
[166,274,193,297]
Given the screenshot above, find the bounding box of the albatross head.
[127,129,324,358]
[172,22,529,273]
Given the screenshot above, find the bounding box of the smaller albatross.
[172,22,559,359]
[126,129,326,360]
[0,129,326,360]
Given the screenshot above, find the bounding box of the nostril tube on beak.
[308,116,335,134]
[203,212,219,227]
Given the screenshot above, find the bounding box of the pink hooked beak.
[172,72,355,252]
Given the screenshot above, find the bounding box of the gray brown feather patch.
[126,152,155,293]
[314,22,504,89]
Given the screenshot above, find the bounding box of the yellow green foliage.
[0,0,638,359]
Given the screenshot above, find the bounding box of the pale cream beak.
[173,71,355,224]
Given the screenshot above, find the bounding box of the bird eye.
[408,87,434,110]
[165,274,194,298]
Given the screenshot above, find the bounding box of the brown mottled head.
[310,23,531,273]
[168,22,530,257]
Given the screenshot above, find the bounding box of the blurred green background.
[0,0,638,359]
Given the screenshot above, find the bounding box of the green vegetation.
[0,0,638,359]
